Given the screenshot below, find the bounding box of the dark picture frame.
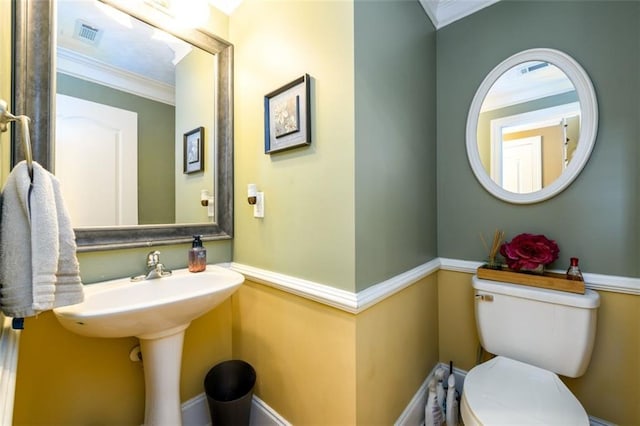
[264,74,311,154]
[183,126,204,174]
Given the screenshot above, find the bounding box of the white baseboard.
[394,364,439,426]
[589,416,617,426]
[181,394,210,426]
[395,362,615,426]
[251,396,291,426]
[181,392,290,426]
[0,315,21,426]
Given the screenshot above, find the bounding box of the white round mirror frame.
[466,48,598,204]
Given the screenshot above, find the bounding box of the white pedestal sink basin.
[54,265,244,425]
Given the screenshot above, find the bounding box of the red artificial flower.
[499,233,559,271]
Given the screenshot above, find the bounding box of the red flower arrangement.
[499,233,559,271]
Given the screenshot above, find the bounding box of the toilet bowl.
[461,356,588,425]
[461,276,600,425]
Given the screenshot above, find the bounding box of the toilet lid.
[462,356,589,425]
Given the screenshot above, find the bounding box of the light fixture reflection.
[145,0,211,28]
[171,0,211,28]
[95,0,133,28]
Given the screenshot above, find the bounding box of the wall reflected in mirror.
[476,60,581,194]
[55,0,216,228]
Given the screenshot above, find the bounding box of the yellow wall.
[563,290,640,425]
[231,280,357,424]
[231,0,356,291]
[14,312,144,425]
[437,271,480,371]
[231,274,439,425]
[356,274,439,424]
[437,270,640,425]
[13,301,233,425]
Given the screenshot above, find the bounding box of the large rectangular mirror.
[12,0,233,251]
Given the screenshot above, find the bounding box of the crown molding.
[57,47,175,105]
[419,0,500,29]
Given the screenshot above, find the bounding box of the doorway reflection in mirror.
[55,0,216,227]
[476,61,581,194]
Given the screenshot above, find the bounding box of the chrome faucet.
[131,250,172,281]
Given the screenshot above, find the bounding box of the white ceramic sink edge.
[54,265,244,339]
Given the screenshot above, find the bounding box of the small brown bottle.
[188,235,207,272]
[566,257,583,281]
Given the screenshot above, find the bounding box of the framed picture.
[183,126,204,174]
[264,74,311,154]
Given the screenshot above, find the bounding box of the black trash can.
[204,360,256,426]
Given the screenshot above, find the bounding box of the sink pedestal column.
[139,324,190,425]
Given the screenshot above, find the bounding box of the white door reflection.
[502,136,541,193]
[488,102,580,194]
[56,94,138,227]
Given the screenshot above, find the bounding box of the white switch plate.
[207,197,214,217]
[253,192,264,218]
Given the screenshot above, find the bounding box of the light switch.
[207,197,214,217]
[253,192,264,218]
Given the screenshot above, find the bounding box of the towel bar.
[0,98,34,180]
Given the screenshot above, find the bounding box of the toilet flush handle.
[475,293,494,302]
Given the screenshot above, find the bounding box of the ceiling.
[419,0,500,29]
[57,0,188,86]
[55,0,502,105]
[211,0,502,29]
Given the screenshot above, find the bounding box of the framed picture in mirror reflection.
[184,126,204,174]
[264,74,311,154]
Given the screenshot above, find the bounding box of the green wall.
[437,0,640,277]
[231,0,357,291]
[354,0,437,291]
[174,48,216,224]
[57,74,176,224]
[231,0,437,292]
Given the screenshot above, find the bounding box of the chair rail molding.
[231,259,440,314]
[439,258,640,296]
[231,257,640,315]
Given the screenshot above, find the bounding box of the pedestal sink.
[54,265,244,425]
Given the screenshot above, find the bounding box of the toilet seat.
[461,356,589,425]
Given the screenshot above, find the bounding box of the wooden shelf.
[477,266,585,294]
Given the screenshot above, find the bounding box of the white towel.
[0,161,84,317]
[50,173,83,308]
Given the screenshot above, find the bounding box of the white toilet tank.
[473,276,600,378]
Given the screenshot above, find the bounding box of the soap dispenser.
[188,235,206,272]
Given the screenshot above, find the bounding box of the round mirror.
[466,48,598,204]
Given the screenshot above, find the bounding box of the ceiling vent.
[519,62,549,75]
[73,20,103,45]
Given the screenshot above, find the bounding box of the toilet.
[460,276,600,425]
